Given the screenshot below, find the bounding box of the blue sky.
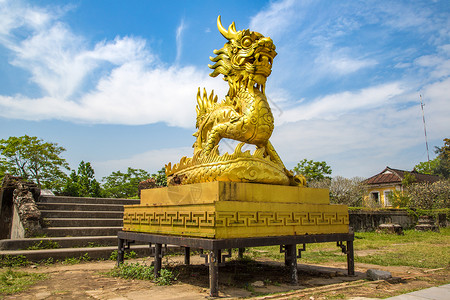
[0,0,449,180]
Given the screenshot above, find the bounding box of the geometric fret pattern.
[123,211,349,228]
[216,211,349,227]
[124,211,215,228]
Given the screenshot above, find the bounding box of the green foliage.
[0,255,30,268]
[405,180,450,209]
[293,159,332,183]
[151,167,167,187]
[102,168,150,198]
[109,250,137,260]
[406,208,450,222]
[109,262,176,285]
[154,268,176,286]
[63,253,91,264]
[390,190,410,208]
[402,172,417,186]
[0,269,47,295]
[62,161,102,197]
[413,138,449,179]
[26,240,60,250]
[414,158,440,175]
[0,135,69,190]
[434,138,450,179]
[109,262,155,280]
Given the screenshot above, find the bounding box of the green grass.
[0,255,30,268]
[108,262,176,285]
[109,250,137,261]
[0,269,47,295]
[247,228,450,269]
[62,253,91,264]
[355,228,450,268]
[26,240,60,250]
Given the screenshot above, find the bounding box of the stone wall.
[0,175,41,239]
[349,209,415,232]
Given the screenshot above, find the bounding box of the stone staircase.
[0,195,153,261]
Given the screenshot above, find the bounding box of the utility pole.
[420,95,430,166]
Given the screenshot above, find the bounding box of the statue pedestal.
[123,182,349,238]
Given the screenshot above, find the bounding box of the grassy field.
[246,228,450,269]
[0,269,47,295]
[0,228,449,298]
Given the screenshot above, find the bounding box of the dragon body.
[166,16,305,187]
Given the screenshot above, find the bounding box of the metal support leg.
[286,244,298,285]
[184,247,190,265]
[280,245,289,266]
[238,248,245,259]
[209,250,219,297]
[347,240,355,276]
[154,243,162,278]
[217,249,222,264]
[117,238,125,267]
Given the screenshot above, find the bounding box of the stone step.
[37,203,124,212]
[41,226,123,237]
[45,218,123,227]
[0,245,154,261]
[40,210,123,219]
[0,236,120,250]
[39,195,140,205]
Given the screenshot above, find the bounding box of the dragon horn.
[217,15,237,40]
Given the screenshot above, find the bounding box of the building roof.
[364,166,440,185]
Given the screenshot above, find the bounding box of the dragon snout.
[258,37,276,51]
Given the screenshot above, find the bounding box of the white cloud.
[249,0,299,38]
[0,1,227,127]
[0,63,227,127]
[175,18,186,64]
[314,49,377,75]
[270,77,450,178]
[1,0,449,182]
[279,82,404,123]
[0,0,54,36]
[414,44,450,79]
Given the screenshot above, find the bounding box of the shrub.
[404,180,450,209]
[109,262,176,285]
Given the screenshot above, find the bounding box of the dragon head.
[209,16,277,97]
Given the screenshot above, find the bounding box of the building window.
[370,191,380,204]
[384,190,393,207]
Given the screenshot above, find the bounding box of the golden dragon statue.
[165,16,306,187]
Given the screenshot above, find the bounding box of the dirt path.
[4,255,449,299]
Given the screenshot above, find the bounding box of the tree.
[0,135,69,190]
[392,180,450,209]
[102,168,151,198]
[434,138,450,179]
[413,158,439,175]
[401,172,417,186]
[62,161,102,197]
[151,167,167,187]
[293,159,332,182]
[309,176,366,206]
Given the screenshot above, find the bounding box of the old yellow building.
[364,166,440,207]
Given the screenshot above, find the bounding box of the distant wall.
[349,209,415,232]
[0,175,41,239]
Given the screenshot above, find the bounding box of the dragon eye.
[241,37,252,48]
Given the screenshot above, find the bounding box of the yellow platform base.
[123,182,349,239]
